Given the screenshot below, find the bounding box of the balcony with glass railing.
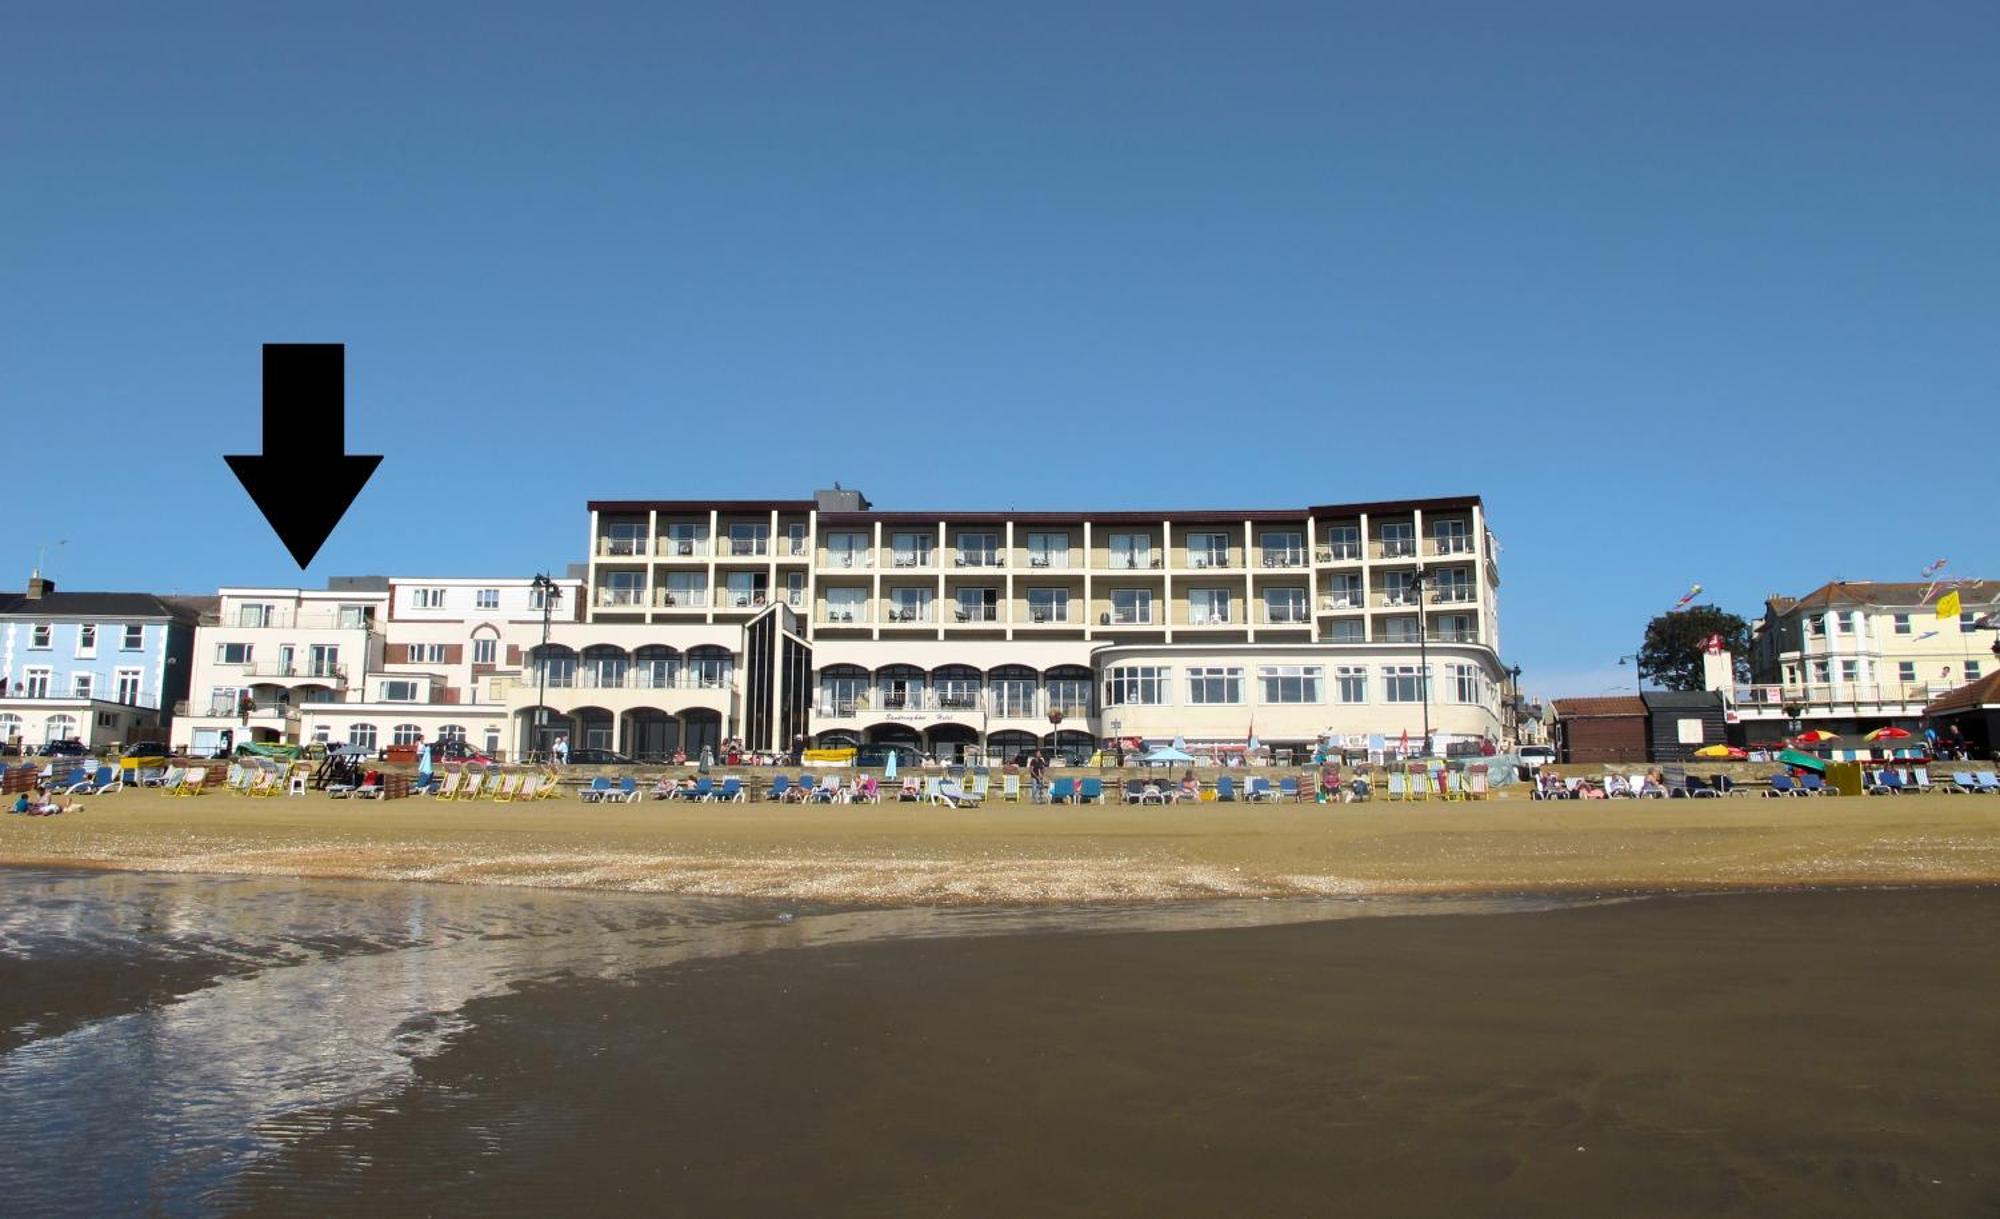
[1183,548,1234,571]
[597,535,650,557]
[1023,551,1073,570]
[203,608,378,631]
[1430,586,1478,605]
[1258,549,1307,569]
[1729,682,1953,710]
[1315,541,1364,562]
[1103,606,1156,626]
[1103,553,1165,571]
[653,588,709,609]
[1318,591,1366,612]
[716,590,776,610]
[654,536,710,558]
[818,604,872,625]
[1375,537,1418,560]
[1259,605,1312,625]
[1429,534,1473,556]
[882,603,937,624]
[1020,603,1073,625]
[594,587,648,609]
[950,605,1002,623]
[889,549,936,570]
[821,550,875,569]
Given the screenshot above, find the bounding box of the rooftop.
[1549,695,1646,718]
[1924,671,2000,717]
[0,587,201,622]
[1771,580,1998,613]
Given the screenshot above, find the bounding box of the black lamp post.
[1618,653,1645,691]
[1507,664,1523,743]
[529,573,561,761]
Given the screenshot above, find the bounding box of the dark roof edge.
[588,500,817,513]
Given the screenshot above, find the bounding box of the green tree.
[1638,605,1752,691]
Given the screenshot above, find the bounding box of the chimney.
[25,570,54,600]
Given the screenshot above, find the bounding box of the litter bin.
[1824,761,1864,797]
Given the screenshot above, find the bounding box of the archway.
[814,729,862,748]
[865,723,922,748]
[925,722,980,763]
[681,708,724,757]
[516,707,574,760]
[623,708,681,760]
[572,706,614,751]
[1051,728,1096,765]
[988,729,1040,765]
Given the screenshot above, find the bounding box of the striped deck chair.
[514,774,541,801]
[924,777,944,803]
[224,763,248,794]
[457,771,486,802]
[491,773,523,802]
[432,770,464,800]
[971,772,991,801]
[1002,773,1021,802]
[1466,767,1489,800]
[537,769,564,799]
[1387,771,1407,800]
[175,768,208,797]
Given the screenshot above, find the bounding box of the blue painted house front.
[0,576,201,752]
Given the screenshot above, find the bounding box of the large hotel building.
[169,487,1508,761]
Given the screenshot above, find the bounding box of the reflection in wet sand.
[0,868,1594,1216]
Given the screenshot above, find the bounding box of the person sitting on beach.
[14,787,74,816]
[1177,771,1200,803]
[857,774,879,803]
[1317,758,1341,804]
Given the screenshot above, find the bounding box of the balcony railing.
[226,661,348,683]
[1319,594,1364,611]
[890,552,934,569]
[1104,610,1155,625]
[200,698,301,719]
[1025,554,1071,570]
[1023,606,1072,624]
[655,589,709,608]
[952,606,1001,623]
[721,538,769,557]
[1105,554,1163,570]
[536,671,734,691]
[656,537,709,557]
[813,690,1091,718]
[719,591,775,609]
[1259,551,1306,569]
[595,589,647,608]
[202,610,376,631]
[1730,683,1955,710]
[598,537,649,557]
[822,552,874,569]
[1377,539,1417,559]
[819,607,872,624]
[1260,606,1311,625]
[883,606,937,623]
[1430,536,1473,555]
[1185,552,1232,570]
[1431,588,1477,605]
[1317,543,1363,562]
[953,552,1002,568]
[1185,612,1232,626]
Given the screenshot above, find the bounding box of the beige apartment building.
[550,487,1509,760]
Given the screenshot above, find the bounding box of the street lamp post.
[529,573,561,762]
[1618,653,1645,691]
[1507,664,1523,745]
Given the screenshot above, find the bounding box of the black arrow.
[224,344,382,569]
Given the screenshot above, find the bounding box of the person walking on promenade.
[1028,751,1049,804]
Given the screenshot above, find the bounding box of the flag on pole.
[1937,589,1962,620]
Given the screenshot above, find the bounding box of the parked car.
[431,738,493,764]
[123,741,170,762]
[564,748,634,766]
[42,739,89,757]
[1517,745,1555,780]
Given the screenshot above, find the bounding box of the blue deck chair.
[579,776,612,802]
[1974,772,2000,793]
[1215,775,1236,802]
[616,776,639,803]
[691,776,715,801]
[716,777,743,802]
[1766,773,1797,797]
[1246,777,1273,803]
[1078,778,1103,804]
[1880,770,1907,795]
[1278,777,1301,802]
[767,774,790,802]
[1050,777,1075,803]
[1801,772,1828,795]
[1123,779,1147,804]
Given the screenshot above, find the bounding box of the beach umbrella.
[416,743,433,781]
[1142,746,1195,766]
[1775,748,1827,773]
[1793,729,1840,743]
[1692,744,1737,759]
[884,749,898,780]
[1863,726,1911,741]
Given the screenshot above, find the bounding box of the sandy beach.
[5,786,1998,902]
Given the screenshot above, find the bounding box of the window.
[381,680,420,702]
[888,587,932,622]
[1327,619,1366,644]
[347,723,378,751]
[1381,570,1417,607]
[1046,676,1092,716]
[820,673,868,714]
[1110,589,1152,625]
[0,713,19,742]
[1188,588,1231,625]
[1898,661,1917,684]
[20,668,50,697]
[437,724,467,744]
[122,623,144,649]
[308,644,340,677]
[662,572,706,607]
[824,532,870,567]
[116,669,143,705]
[824,587,868,622]
[1264,588,1307,624]
[237,603,274,627]
[603,521,647,556]
[1893,613,1911,635]
[337,604,370,629]
[728,523,769,556]
[1027,588,1069,623]
[1259,665,1322,704]
[1962,610,1978,629]
[1967,660,1983,681]
[529,584,553,610]
[1842,611,1859,633]
[1381,617,1421,644]
[666,522,709,555]
[71,673,93,699]
[1432,519,1470,554]
[77,624,97,654]
[990,677,1037,716]
[206,686,238,715]
[724,571,768,607]
[412,587,447,609]
[1324,524,1362,561]
[955,532,999,567]
[216,642,254,665]
[1380,522,1415,557]
[1433,568,1475,604]
[1323,573,1364,609]
[954,588,999,622]
[1335,665,1368,703]
[600,570,645,606]
[1449,664,1484,705]
[484,727,502,757]
[1382,664,1429,703]
[472,638,497,665]
[30,623,51,648]
[1811,659,1830,684]
[1026,532,1070,569]
[43,714,77,744]
[392,723,424,746]
[1107,533,1156,570]
[1840,659,1859,684]
[1803,616,1823,638]
[935,672,982,709]
[1187,532,1231,568]
[475,588,500,610]
[787,523,809,556]
[1187,666,1243,704]
[407,643,448,664]
[890,532,934,568]
[1259,531,1303,567]
[785,571,807,606]
[1107,666,1170,705]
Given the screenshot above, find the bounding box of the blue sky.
[4,1,1994,698]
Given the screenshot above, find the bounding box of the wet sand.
[4,788,2000,902]
[216,887,2000,1218]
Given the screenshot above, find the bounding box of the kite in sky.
[1669,583,1702,612]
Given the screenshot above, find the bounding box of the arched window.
[392,723,424,746]
[581,645,628,689]
[44,714,78,744]
[687,646,733,689]
[347,723,378,750]
[436,724,467,743]
[988,666,1038,718]
[634,645,679,689]
[533,645,577,688]
[0,713,22,743]
[932,665,982,711]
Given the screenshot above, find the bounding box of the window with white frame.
[1259,531,1304,568]
[71,673,93,699]
[1264,587,1307,623]
[1324,524,1361,560]
[1110,588,1152,624]
[724,571,768,607]
[392,723,424,746]
[1323,573,1363,609]
[990,677,1037,716]
[472,637,497,665]
[728,523,769,556]
[1433,567,1475,604]
[824,531,869,567]
[1432,518,1470,554]
[406,642,447,664]
[1106,666,1170,705]
[1027,588,1069,623]
[123,623,144,649]
[77,624,97,655]
[413,587,447,609]
[1433,613,1476,643]
[1327,619,1365,644]
[236,603,274,627]
[1260,665,1322,704]
[955,532,999,567]
[381,680,420,702]
[603,521,647,556]
[1381,617,1421,644]
[216,642,254,665]
[1811,659,1830,683]
[1803,615,1823,638]
[475,588,500,610]
[347,723,378,750]
[820,673,868,713]
[1335,665,1368,703]
[1187,532,1231,568]
[1379,522,1415,557]
[437,724,466,743]
[1449,664,1484,705]
[1046,676,1092,715]
[661,571,706,607]
[600,570,645,606]
[890,531,933,568]
[30,623,51,648]
[888,587,932,621]
[787,522,809,556]
[1187,666,1243,704]
[955,588,999,621]
[1892,613,1910,635]
[1382,664,1429,703]
[116,669,143,705]
[1026,532,1069,569]
[824,587,867,622]
[666,521,708,555]
[1381,570,1417,607]
[1107,533,1155,570]
[1898,661,1917,684]
[337,604,371,629]
[1840,659,1859,684]
[1969,660,1983,680]
[1187,588,1231,625]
